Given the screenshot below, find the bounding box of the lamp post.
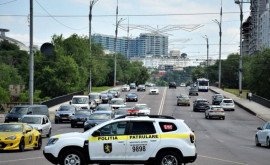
[235,0,249,97]
[213,18,222,88]
[202,35,209,79]
[88,0,99,94]
[29,0,34,105]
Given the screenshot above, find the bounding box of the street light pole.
[114,0,119,87]
[89,0,99,94]
[202,35,209,79]
[29,0,34,105]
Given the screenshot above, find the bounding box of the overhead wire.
[0,0,18,5]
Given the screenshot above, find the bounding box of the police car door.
[126,121,160,160]
[89,121,128,160]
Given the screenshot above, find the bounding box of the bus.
[197,78,209,92]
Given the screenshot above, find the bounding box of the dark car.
[94,104,113,112]
[193,99,209,112]
[114,106,133,118]
[137,85,146,91]
[212,94,224,105]
[130,83,136,89]
[107,93,114,102]
[169,82,177,89]
[108,89,120,98]
[189,88,198,96]
[84,111,114,131]
[126,92,138,102]
[70,109,92,128]
[55,105,77,123]
[101,93,109,103]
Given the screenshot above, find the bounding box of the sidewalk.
[210,86,270,122]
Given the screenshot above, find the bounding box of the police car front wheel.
[59,149,85,165]
[156,151,182,165]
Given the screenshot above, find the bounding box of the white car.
[122,85,130,92]
[180,83,186,87]
[71,95,90,109]
[89,92,102,105]
[255,121,270,148]
[205,105,225,120]
[110,98,126,109]
[20,115,51,137]
[134,104,151,115]
[149,87,159,95]
[44,115,197,165]
[220,99,235,111]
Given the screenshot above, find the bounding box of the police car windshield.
[75,111,91,115]
[9,107,28,114]
[0,124,23,132]
[72,98,88,104]
[21,117,41,124]
[89,113,110,120]
[111,100,124,105]
[59,106,75,111]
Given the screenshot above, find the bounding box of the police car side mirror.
[92,130,101,137]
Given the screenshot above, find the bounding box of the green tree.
[0,87,10,102]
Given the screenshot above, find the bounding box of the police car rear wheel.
[60,149,85,165]
[157,151,182,165]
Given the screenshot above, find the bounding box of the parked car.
[110,98,126,109]
[89,93,102,105]
[70,109,92,128]
[137,84,146,91]
[108,89,120,98]
[149,87,159,95]
[114,106,133,118]
[126,92,138,102]
[130,83,136,89]
[94,104,113,112]
[177,95,190,106]
[101,93,109,103]
[83,111,114,131]
[220,99,235,111]
[169,82,177,89]
[255,121,270,148]
[134,104,151,115]
[71,95,90,109]
[122,84,131,92]
[212,94,224,105]
[180,83,186,87]
[20,115,51,137]
[5,105,49,123]
[55,105,77,124]
[189,88,198,96]
[205,105,225,120]
[193,99,209,112]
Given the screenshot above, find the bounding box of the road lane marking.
[158,87,167,115]
[198,155,248,165]
[0,157,44,163]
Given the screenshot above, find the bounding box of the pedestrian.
[248,92,252,102]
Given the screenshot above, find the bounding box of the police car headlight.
[47,138,59,146]
[6,136,16,140]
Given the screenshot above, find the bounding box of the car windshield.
[127,93,136,97]
[134,105,148,110]
[9,107,28,114]
[111,99,124,105]
[197,100,207,103]
[72,98,88,104]
[75,111,91,115]
[90,94,100,100]
[89,113,110,120]
[151,87,158,90]
[223,100,233,103]
[198,81,208,86]
[59,106,75,111]
[101,94,107,98]
[211,107,222,110]
[107,93,113,97]
[180,95,188,98]
[139,85,144,87]
[108,90,117,94]
[115,109,129,115]
[0,124,23,132]
[96,105,110,111]
[21,117,41,124]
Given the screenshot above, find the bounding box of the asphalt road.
[0,87,269,165]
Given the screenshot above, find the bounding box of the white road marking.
[198,155,248,165]
[158,87,167,115]
[0,157,44,163]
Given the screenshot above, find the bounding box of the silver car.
[205,105,225,120]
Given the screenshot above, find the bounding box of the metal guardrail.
[252,95,270,109]
[41,91,84,108]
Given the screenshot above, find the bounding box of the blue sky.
[0,0,250,60]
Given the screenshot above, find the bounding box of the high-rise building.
[92,33,168,58]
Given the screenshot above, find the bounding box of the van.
[4,105,49,123]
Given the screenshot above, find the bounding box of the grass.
[224,88,250,99]
[84,86,114,94]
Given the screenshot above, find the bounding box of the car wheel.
[34,136,42,150]
[255,135,261,146]
[156,150,182,165]
[205,115,207,119]
[59,149,85,165]
[223,117,225,120]
[55,120,58,124]
[47,128,51,137]
[267,137,270,148]
[19,137,25,152]
[71,122,75,128]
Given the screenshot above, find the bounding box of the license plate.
[61,117,68,119]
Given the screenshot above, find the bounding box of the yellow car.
[0,123,42,151]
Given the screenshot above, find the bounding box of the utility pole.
[127,17,130,59]
[202,35,209,79]
[213,0,222,88]
[114,0,119,87]
[89,0,99,94]
[29,0,34,105]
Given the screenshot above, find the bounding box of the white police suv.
[43,115,197,165]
